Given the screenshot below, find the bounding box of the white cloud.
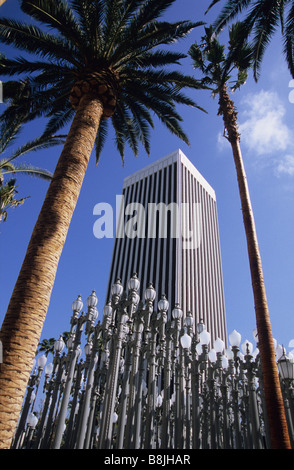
[239,90,292,156]
[216,89,294,178]
[275,154,294,176]
[217,130,230,151]
[233,90,294,177]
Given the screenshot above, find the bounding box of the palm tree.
[0,78,66,221]
[206,0,294,79]
[0,179,27,222]
[0,0,204,448]
[189,24,291,449]
[37,331,69,356]
[37,337,56,357]
[0,129,66,222]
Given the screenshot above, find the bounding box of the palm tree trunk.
[219,85,291,449]
[0,94,103,449]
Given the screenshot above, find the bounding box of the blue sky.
[1,0,294,356]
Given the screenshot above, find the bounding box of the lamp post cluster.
[12,275,294,449]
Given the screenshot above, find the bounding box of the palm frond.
[125,50,187,69]
[211,0,253,34]
[71,0,105,53]
[250,1,282,80]
[125,0,176,30]
[0,0,206,162]
[284,3,294,77]
[112,20,203,68]
[205,0,222,15]
[114,101,140,157]
[0,17,82,66]
[0,56,74,77]
[20,0,86,52]
[111,110,126,164]
[42,107,75,137]
[0,178,28,222]
[122,96,152,155]
[5,134,66,162]
[189,24,252,96]
[0,159,15,172]
[94,118,109,164]
[209,0,294,79]
[1,163,53,180]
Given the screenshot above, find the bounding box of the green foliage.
[37,337,57,357]
[0,83,66,222]
[189,23,253,95]
[207,0,294,79]
[0,0,205,164]
[37,332,69,356]
[0,178,28,222]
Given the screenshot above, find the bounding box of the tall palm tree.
[0,0,204,448]
[0,78,66,221]
[37,331,69,356]
[189,24,291,449]
[0,179,27,222]
[0,128,66,222]
[206,0,294,79]
[36,337,56,357]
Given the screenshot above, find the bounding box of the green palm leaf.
[0,0,206,163]
[0,0,212,445]
[208,0,294,79]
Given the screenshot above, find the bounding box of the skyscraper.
[106,149,227,343]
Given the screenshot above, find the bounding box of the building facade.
[106,149,227,343]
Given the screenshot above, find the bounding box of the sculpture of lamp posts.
[34,336,65,448]
[52,294,85,448]
[12,353,47,449]
[76,291,99,449]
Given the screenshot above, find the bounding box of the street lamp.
[15,278,294,450]
[72,294,83,316]
[37,354,47,369]
[241,340,253,356]
[144,282,156,302]
[54,335,65,354]
[87,290,98,308]
[103,301,113,318]
[214,338,225,354]
[27,412,38,430]
[128,273,140,293]
[196,319,205,335]
[277,349,294,447]
[111,278,124,302]
[180,332,192,350]
[45,362,53,377]
[172,304,183,320]
[278,350,294,381]
[199,329,211,346]
[229,330,242,348]
[158,294,169,314]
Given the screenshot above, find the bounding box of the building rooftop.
[122,149,216,201]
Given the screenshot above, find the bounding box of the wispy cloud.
[275,154,294,176]
[217,89,294,177]
[238,90,294,176]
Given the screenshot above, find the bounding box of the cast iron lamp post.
[11,354,47,449]
[278,349,294,447]
[13,277,294,450]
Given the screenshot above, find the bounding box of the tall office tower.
[106,149,227,343]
